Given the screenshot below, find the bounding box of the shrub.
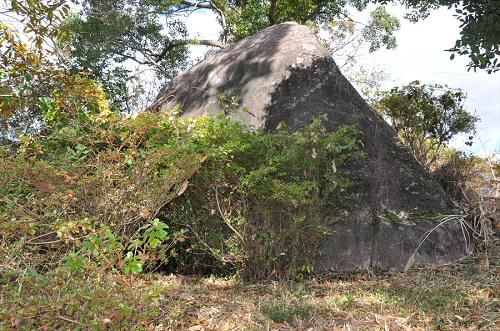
[0,110,361,279]
[431,149,498,263]
[164,116,361,278]
[373,81,478,166]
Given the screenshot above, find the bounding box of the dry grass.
[1,257,498,330]
[152,260,499,330]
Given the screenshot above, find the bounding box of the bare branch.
[268,0,277,25]
[156,39,225,62]
[115,51,150,66]
[214,186,245,244]
[208,1,228,44]
[179,1,214,9]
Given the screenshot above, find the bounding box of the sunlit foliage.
[373,81,478,166]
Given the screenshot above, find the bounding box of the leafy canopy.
[64,0,500,85]
[374,81,478,165]
[0,21,111,146]
[58,1,401,109]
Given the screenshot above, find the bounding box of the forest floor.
[1,256,498,330]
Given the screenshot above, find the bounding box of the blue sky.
[184,5,499,155]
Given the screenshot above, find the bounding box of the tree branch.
[209,1,228,44]
[269,0,277,25]
[235,0,247,9]
[179,1,214,9]
[115,51,150,66]
[156,39,225,62]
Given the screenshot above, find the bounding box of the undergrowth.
[0,110,361,282]
[0,259,496,329]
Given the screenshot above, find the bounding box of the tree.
[0,2,111,145]
[373,81,479,165]
[57,0,192,112]
[64,0,499,88]
[1,0,495,136]
[445,0,500,74]
[318,7,398,97]
[0,0,71,51]
[56,1,401,111]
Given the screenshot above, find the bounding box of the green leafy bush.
[373,81,478,166]
[0,110,361,279]
[165,116,361,278]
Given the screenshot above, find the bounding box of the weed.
[262,302,314,323]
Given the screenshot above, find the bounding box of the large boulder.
[151,22,471,271]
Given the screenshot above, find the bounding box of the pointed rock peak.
[152,23,469,271]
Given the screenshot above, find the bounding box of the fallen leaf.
[102,318,112,324]
[177,181,189,197]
